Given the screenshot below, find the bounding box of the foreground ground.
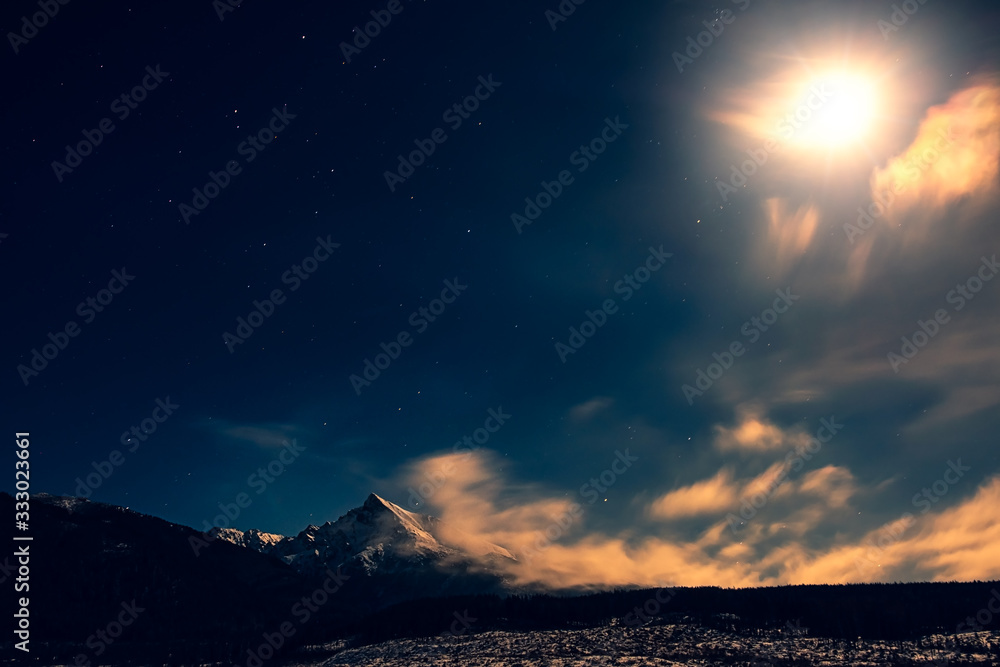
[287,622,1000,666]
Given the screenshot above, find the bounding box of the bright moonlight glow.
[707,55,899,179]
[793,72,877,150]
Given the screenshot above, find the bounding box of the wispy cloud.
[389,410,997,589]
[210,421,298,448]
[569,397,615,422]
[870,78,1000,227]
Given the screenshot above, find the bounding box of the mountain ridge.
[214,492,516,581]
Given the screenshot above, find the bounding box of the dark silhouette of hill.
[346,581,1000,646]
[3,492,997,666]
[1,493,311,664]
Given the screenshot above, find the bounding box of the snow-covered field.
[289,623,1000,666]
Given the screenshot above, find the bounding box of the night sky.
[4,0,1000,589]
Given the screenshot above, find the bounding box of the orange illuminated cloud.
[396,446,1000,590]
[896,475,1000,582]
[797,465,856,508]
[649,468,740,519]
[869,79,1000,225]
[713,404,809,453]
[757,198,819,278]
[768,476,1000,585]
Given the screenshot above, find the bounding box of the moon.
[793,72,878,150]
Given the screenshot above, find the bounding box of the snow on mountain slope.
[365,493,515,560]
[215,527,286,550]
[217,493,515,578]
[310,624,1000,667]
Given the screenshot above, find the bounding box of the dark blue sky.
[4,0,1000,588]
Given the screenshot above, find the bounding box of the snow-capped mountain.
[4,490,519,660]
[216,493,517,603]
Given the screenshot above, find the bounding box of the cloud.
[905,475,1000,581]
[649,460,856,526]
[759,475,1000,585]
[648,407,852,523]
[755,311,1000,429]
[755,197,819,280]
[648,468,739,519]
[892,323,1000,429]
[400,450,580,564]
[390,450,1000,588]
[743,461,794,501]
[798,465,856,508]
[869,78,1000,227]
[569,397,614,422]
[712,404,809,453]
[212,421,297,448]
[393,441,997,589]
[841,79,1000,289]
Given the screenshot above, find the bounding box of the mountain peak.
[362,493,428,529]
[217,492,516,592]
[358,493,441,548]
[364,492,394,510]
[359,493,516,562]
